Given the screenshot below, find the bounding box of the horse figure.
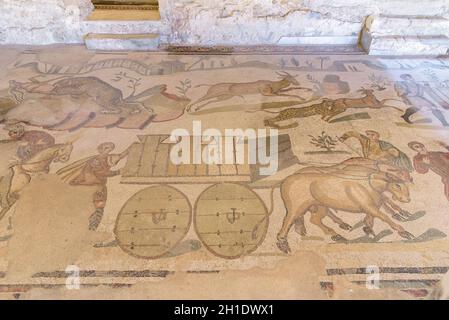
[0,142,73,221]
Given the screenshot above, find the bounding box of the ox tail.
[250,185,280,241]
[265,181,284,216]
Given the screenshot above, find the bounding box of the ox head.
[370,173,411,203]
[276,71,299,85]
[387,181,411,203]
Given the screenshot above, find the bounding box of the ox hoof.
[363,226,375,237]
[276,238,291,254]
[393,210,412,221]
[399,230,415,240]
[331,234,347,242]
[339,223,352,231]
[294,223,307,236]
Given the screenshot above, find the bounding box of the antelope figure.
[187,71,311,112]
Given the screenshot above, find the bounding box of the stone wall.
[1,0,449,46]
[163,0,449,45]
[0,0,93,44]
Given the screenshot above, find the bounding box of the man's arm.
[413,155,430,174]
[340,131,365,143]
[340,131,364,141]
[387,147,400,158]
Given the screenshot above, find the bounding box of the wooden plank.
[220,164,237,175]
[208,164,221,176]
[152,138,170,176]
[121,142,143,177]
[177,163,196,176]
[166,153,179,176]
[138,136,159,177]
[195,163,208,176]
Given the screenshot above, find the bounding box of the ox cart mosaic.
[114,134,298,259]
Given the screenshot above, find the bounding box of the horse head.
[54,142,73,163]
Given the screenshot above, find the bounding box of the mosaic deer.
[187,71,311,112]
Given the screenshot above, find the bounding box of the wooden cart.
[114,134,299,259]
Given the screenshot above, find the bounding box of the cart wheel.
[194,183,269,259]
[115,185,192,259]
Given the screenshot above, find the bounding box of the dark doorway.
[91,1,158,10]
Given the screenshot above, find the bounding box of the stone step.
[361,14,449,55]
[83,9,167,37]
[83,20,165,36]
[365,15,449,37]
[84,33,160,51]
[362,33,449,56]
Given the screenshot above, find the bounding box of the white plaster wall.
[0,0,93,44]
[1,0,449,45]
[163,0,449,45]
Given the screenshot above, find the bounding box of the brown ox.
[276,170,414,254]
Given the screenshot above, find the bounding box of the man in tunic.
[57,142,128,230]
[394,74,449,126]
[408,141,449,202]
[340,130,413,174]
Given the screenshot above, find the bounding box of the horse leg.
[9,166,31,200]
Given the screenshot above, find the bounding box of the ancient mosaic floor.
[0,45,448,299]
